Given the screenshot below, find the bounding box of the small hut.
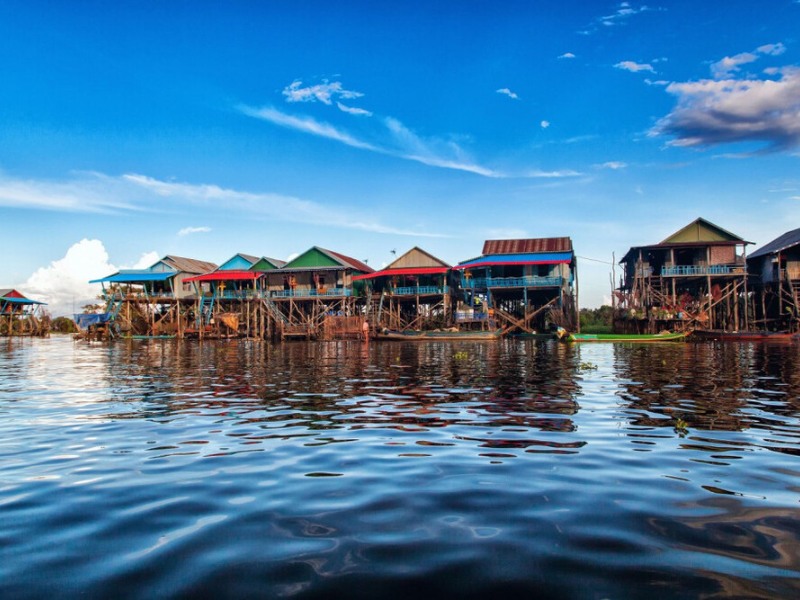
[0,289,49,337]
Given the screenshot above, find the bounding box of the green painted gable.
[250,258,279,271]
[662,218,743,244]
[284,247,341,269]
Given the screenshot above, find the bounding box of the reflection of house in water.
[746,227,800,332]
[354,246,452,332]
[616,218,751,333]
[454,237,578,333]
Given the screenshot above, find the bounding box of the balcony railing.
[271,287,352,298]
[463,276,563,289]
[661,265,745,276]
[386,285,448,296]
[455,310,490,322]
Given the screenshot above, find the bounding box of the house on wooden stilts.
[184,253,286,338]
[90,255,217,338]
[616,218,751,333]
[0,289,49,337]
[263,247,373,339]
[746,227,800,332]
[454,238,578,334]
[353,247,452,333]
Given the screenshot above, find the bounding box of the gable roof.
[660,218,748,245]
[217,253,261,271]
[387,246,450,270]
[158,255,218,274]
[250,256,287,270]
[0,289,45,305]
[749,227,800,259]
[483,237,573,255]
[282,246,374,273]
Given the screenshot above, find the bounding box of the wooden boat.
[691,329,794,341]
[374,329,503,341]
[561,331,689,343]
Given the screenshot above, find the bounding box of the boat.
[373,329,503,341]
[560,330,689,343]
[691,329,795,341]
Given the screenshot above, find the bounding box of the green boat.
[560,330,689,343]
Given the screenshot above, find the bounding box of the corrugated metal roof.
[322,248,374,273]
[90,271,175,284]
[1,296,45,305]
[185,271,264,283]
[482,237,573,255]
[455,252,573,269]
[160,255,218,274]
[749,227,800,259]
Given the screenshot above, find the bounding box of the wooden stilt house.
[746,228,800,332]
[454,238,578,333]
[0,289,49,337]
[262,247,374,339]
[353,247,452,332]
[616,218,751,333]
[90,255,216,338]
[184,253,286,338]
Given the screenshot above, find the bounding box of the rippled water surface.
[2,336,800,598]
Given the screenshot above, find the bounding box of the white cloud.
[178,226,211,236]
[130,251,159,269]
[614,60,655,73]
[239,105,379,151]
[540,120,551,129]
[711,43,787,78]
[282,80,363,105]
[336,102,372,116]
[653,66,800,150]
[599,3,655,26]
[645,78,670,86]
[0,171,138,213]
[19,239,115,316]
[558,52,576,59]
[496,87,519,99]
[599,161,628,169]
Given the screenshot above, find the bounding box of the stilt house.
[746,227,800,331]
[616,218,751,333]
[454,238,578,333]
[353,247,452,331]
[90,255,217,337]
[263,247,373,339]
[0,289,48,337]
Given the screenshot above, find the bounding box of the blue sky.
[2,1,800,315]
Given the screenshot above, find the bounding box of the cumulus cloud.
[558,52,576,59]
[178,226,211,236]
[653,62,800,151]
[615,60,655,73]
[540,120,551,129]
[17,240,161,316]
[496,87,519,99]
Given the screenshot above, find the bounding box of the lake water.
[1,336,799,598]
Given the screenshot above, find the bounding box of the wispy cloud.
[239,105,379,151]
[615,60,655,73]
[496,87,519,99]
[0,169,446,238]
[598,161,628,170]
[283,80,363,105]
[178,226,211,236]
[600,2,656,27]
[653,46,800,151]
[336,102,372,116]
[710,42,786,78]
[558,52,576,59]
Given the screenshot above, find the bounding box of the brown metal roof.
[482,237,573,255]
[160,255,218,274]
